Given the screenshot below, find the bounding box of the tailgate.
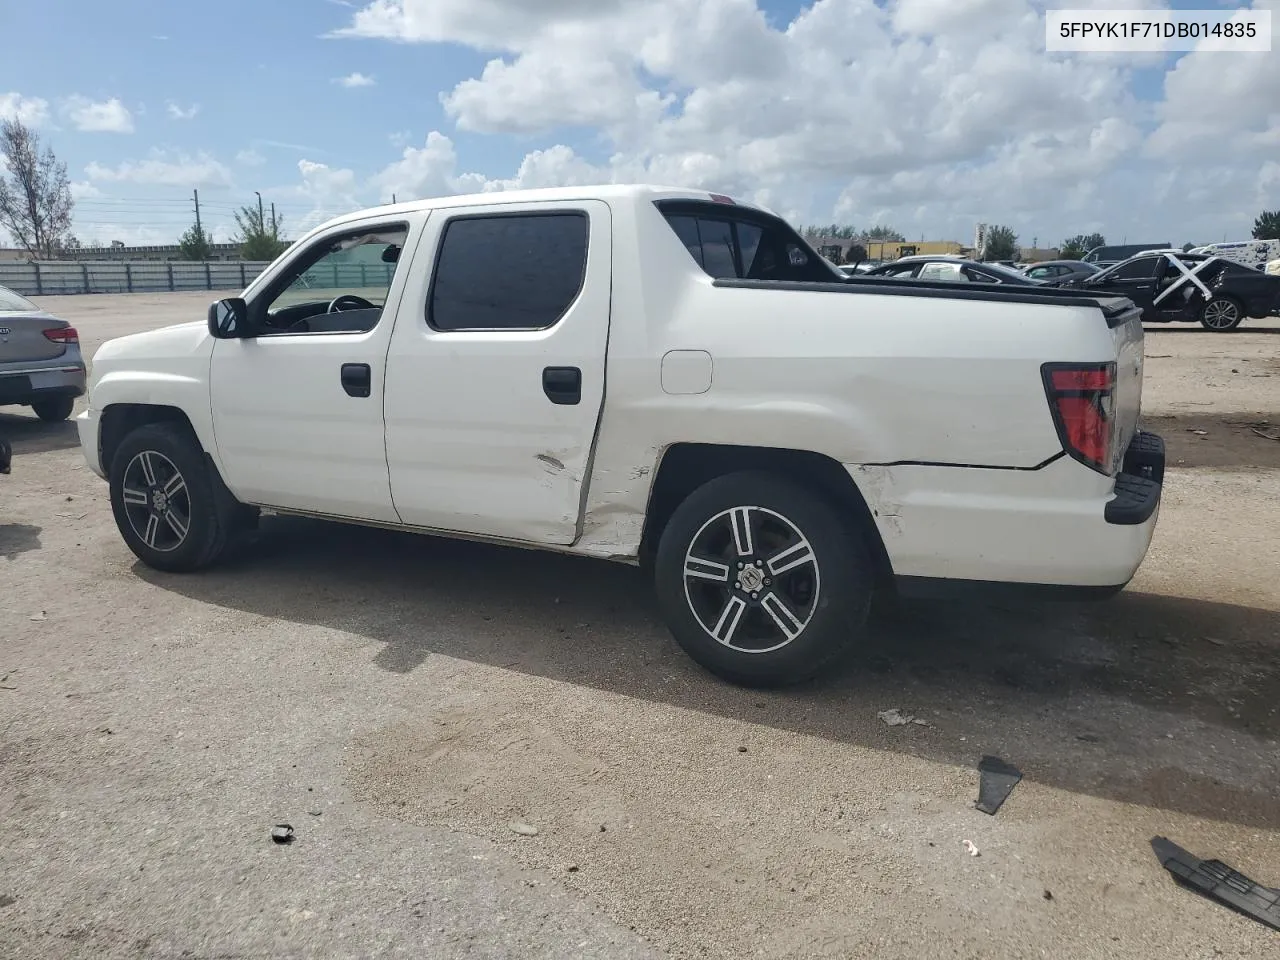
[0,312,66,364]
[1107,301,1145,474]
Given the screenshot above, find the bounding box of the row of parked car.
[838,246,1280,331]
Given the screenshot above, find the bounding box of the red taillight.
[1042,362,1116,473]
[43,326,79,344]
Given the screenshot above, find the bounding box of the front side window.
[1102,257,1161,282]
[428,213,588,331]
[259,224,409,334]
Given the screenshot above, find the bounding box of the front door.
[209,216,421,521]
[1084,256,1161,318]
[383,200,612,545]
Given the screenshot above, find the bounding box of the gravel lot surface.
[2,293,1278,959]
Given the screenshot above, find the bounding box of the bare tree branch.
[0,118,75,258]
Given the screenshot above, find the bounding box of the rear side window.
[660,203,836,283]
[428,213,588,331]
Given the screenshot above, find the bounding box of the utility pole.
[392,193,397,204]
[193,189,202,232]
[270,202,277,238]
[255,191,264,231]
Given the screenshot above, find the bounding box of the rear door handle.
[341,363,371,398]
[542,366,581,405]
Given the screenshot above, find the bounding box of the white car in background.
[1189,239,1280,271]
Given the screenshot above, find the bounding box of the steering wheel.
[327,294,376,313]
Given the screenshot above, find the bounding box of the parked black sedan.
[863,256,1043,285]
[1051,250,1280,331]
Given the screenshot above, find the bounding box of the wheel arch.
[639,442,894,589]
[99,403,204,475]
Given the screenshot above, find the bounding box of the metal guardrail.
[0,260,274,297]
[0,259,399,297]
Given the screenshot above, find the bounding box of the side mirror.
[208,298,248,339]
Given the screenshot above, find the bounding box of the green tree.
[982,225,1018,261]
[178,222,213,260]
[860,224,905,242]
[234,203,288,260]
[0,118,75,258]
[844,242,868,265]
[1060,232,1106,260]
[1253,210,1280,240]
[803,223,857,239]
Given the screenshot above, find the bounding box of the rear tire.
[653,470,874,688]
[32,396,75,421]
[108,423,235,572]
[1199,296,1243,331]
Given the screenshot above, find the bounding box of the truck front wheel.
[108,423,236,572]
[653,470,874,688]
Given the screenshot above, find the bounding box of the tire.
[653,470,875,688]
[32,396,75,421]
[108,422,235,572]
[1199,296,1243,331]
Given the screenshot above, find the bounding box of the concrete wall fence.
[0,260,274,297]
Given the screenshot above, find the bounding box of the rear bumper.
[853,431,1165,593]
[0,364,86,405]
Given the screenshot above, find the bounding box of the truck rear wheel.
[108,423,235,572]
[653,470,874,687]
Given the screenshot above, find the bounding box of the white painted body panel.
[78,184,1155,590]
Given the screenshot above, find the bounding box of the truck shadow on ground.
[139,516,1280,829]
[0,415,80,455]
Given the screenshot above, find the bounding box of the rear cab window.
[657,200,840,284]
[428,212,588,331]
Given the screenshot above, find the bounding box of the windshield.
[0,284,39,312]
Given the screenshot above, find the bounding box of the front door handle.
[542,366,581,405]
[341,363,371,398]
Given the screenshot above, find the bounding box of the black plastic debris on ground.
[270,824,295,844]
[975,755,1023,815]
[1151,836,1280,932]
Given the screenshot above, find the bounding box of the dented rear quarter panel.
[574,198,1125,560]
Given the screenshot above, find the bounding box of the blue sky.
[1,0,1276,248]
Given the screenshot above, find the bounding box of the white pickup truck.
[77,185,1165,687]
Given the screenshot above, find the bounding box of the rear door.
[383,200,612,545]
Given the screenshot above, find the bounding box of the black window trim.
[424,208,591,334]
[249,218,412,338]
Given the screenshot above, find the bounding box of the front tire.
[1199,296,1243,331]
[654,470,875,688]
[32,396,75,421]
[108,423,234,572]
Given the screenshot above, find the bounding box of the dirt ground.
[2,292,1278,959]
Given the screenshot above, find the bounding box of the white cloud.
[323,0,1279,244]
[69,180,102,200]
[235,148,266,167]
[85,150,232,188]
[62,96,135,133]
[370,131,462,201]
[166,101,201,120]
[0,92,50,126]
[335,72,376,88]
